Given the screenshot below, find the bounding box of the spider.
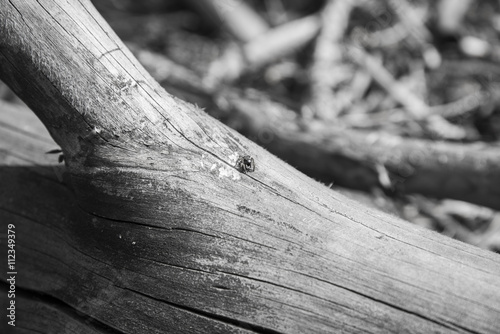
[235,155,255,173]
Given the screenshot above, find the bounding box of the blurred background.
[2,0,500,252]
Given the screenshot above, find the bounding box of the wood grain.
[1,1,500,333]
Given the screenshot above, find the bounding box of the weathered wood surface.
[1,1,500,333]
[132,47,500,211]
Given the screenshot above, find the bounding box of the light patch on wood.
[218,165,241,180]
[195,253,252,269]
[228,152,240,165]
[201,154,241,180]
[90,179,133,198]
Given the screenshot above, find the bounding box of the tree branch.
[1,1,500,333]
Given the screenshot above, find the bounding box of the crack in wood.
[0,281,123,334]
[122,287,285,334]
[292,270,482,334]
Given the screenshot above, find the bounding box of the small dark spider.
[235,155,255,173]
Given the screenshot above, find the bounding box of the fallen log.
[133,47,500,211]
[1,1,499,333]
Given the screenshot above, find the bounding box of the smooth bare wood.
[1,2,500,334]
